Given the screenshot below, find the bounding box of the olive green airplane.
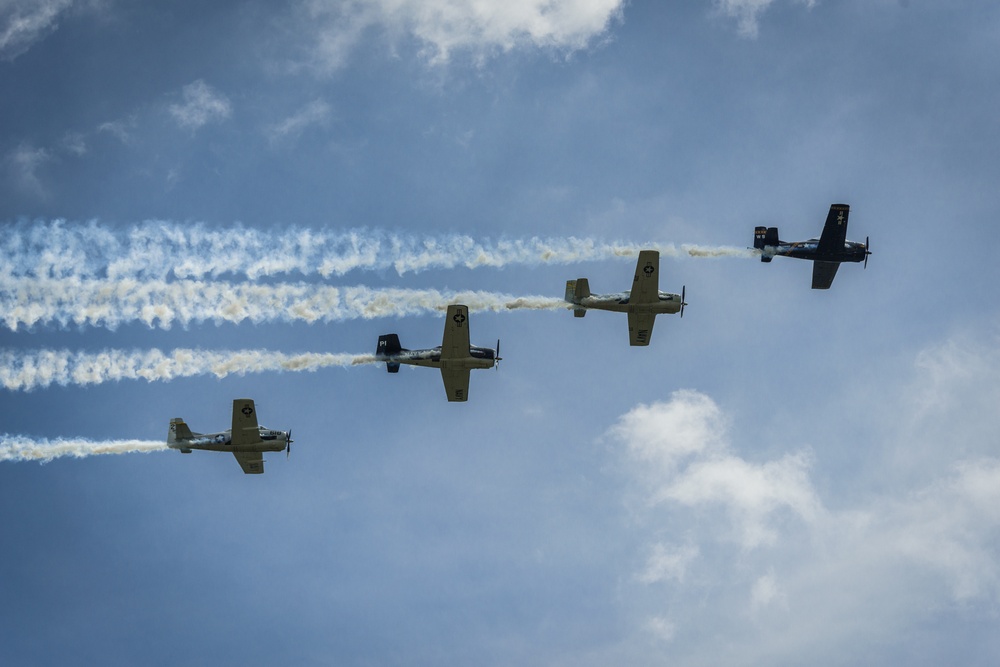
[564,250,686,346]
[375,304,501,402]
[167,398,292,474]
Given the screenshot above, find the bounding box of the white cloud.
[97,116,137,144]
[637,542,698,584]
[750,570,786,611]
[609,332,1000,661]
[168,80,232,130]
[611,390,820,549]
[4,142,51,197]
[298,0,625,71]
[711,0,816,38]
[0,0,73,60]
[266,99,332,144]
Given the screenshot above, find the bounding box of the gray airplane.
[375,304,500,402]
[167,398,292,474]
[565,249,686,346]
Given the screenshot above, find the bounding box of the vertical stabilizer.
[567,279,589,317]
[168,418,195,443]
[377,334,403,373]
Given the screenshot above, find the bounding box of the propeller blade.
[864,236,870,269]
[495,339,502,369]
[680,285,687,318]
[286,429,292,459]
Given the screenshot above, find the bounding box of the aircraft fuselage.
[578,291,684,315]
[761,239,868,264]
[168,426,290,454]
[378,345,497,370]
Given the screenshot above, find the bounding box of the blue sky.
[2,1,1000,665]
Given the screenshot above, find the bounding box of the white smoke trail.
[0,219,755,280]
[0,436,169,463]
[0,276,568,330]
[0,348,381,392]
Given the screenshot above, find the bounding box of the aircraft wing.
[811,261,841,290]
[441,304,471,359]
[231,398,261,447]
[627,311,656,346]
[441,368,471,402]
[817,204,850,253]
[233,451,264,474]
[631,250,660,304]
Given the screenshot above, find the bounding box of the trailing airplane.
[375,304,500,402]
[754,203,871,289]
[167,398,292,474]
[564,249,686,346]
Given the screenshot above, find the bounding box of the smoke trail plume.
[0,348,381,391]
[1,436,169,463]
[0,219,754,280]
[0,276,568,330]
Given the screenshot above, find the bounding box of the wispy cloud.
[267,99,332,145]
[711,0,816,38]
[4,143,52,197]
[0,0,74,60]
[298,0,626,71]
[168,80,232,130]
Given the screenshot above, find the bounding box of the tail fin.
[377,334,402,355]
[377,334,403,373]
[168,418,195,443]
[564,280,577,303]
[566,279,589,317]
[754,226,779,262]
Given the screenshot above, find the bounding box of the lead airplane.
[754,203,871,289]
[375,304,500,402]
[564,249,686,346]
[167,398,292,474]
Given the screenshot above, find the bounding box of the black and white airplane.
[564,250,686,346]
[375,304,500,402]
[167,398,292,474]
[754,203,871,289]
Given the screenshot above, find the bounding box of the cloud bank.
[609,332,1000,664]
[298,0,626,70]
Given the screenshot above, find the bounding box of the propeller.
[285,429,293,459]
[680,285,687,318]
[864,236,871,269]
[494,339,503,370]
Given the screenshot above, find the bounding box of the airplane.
[375,304,500,402]
[753,203,871,289]
[564,249,686,346]
[167,398,292,474]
